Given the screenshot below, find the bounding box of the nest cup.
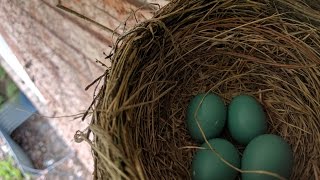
[85,0,320,179]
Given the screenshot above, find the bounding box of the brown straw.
[83,0,320,179]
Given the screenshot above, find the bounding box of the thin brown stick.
[56,2,120,36]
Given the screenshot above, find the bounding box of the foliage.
[0,65,19,107]
[0,158,23,180]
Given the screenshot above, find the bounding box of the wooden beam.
[0,0,167,173]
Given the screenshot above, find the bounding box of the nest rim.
[87,1,320,179]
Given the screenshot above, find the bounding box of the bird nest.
[81,0,320,179]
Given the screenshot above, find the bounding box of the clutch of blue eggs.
[186,93,294,180]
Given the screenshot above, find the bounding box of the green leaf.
[4,174,10,180]
[0,95,5,105]
[0,159,23,179]
[0,67,6,80]
[6,81,18,98]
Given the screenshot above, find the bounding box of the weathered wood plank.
[0,0,117,172]
[0,0,167,173]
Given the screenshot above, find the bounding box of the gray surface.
[0,92,76,177]
[0,128,34,171]
[11,114,91,179]
[0,92,36,134]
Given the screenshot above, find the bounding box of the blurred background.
[0,0,166,179]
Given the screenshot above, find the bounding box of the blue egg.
[186,93,226,142]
